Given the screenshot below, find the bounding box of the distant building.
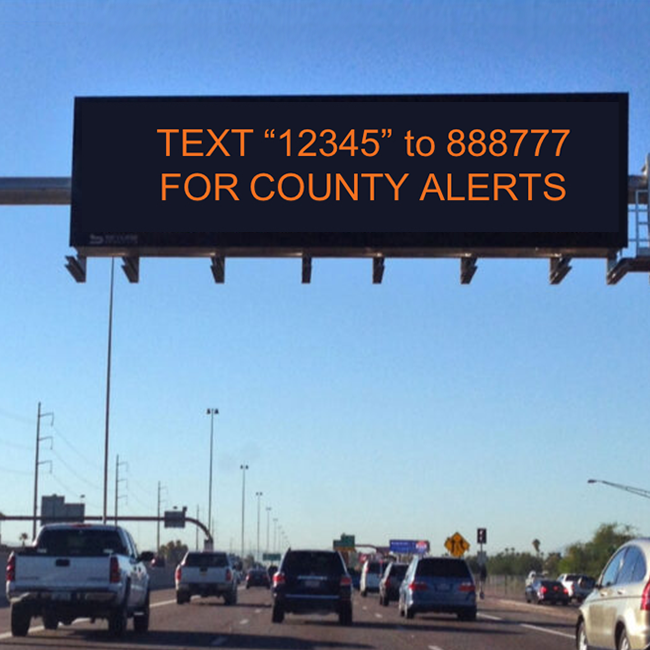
[41,494,85,525]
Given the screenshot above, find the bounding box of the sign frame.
[70,92,628,259]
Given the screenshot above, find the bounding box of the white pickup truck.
[6,523,153,637]
[175,551,237,604]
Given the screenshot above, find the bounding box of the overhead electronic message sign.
[70,93,627,257]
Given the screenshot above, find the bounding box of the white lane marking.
[521,623,574,639]
[239,618,249,625]
[375,612,383,619]
[429,646,445,650]
[0,625,44,640]
[255,608,262,614]
[478,612,503,621]
[211,636,227,647]
[362,606,368,611]
[151,598,177,608]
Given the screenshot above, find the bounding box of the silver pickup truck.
[6,523,153,637]
[175,551,237,604]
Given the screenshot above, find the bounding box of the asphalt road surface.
[0,587,578,650]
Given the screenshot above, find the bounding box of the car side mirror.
[138,551,154,563]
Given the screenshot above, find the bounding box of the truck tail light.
[541,586,548,595]
[109,556,120,584]
[175,566,182,582]
[459,582,475,593]
[385,578,391,589]
[340,575,352,588]
[273,572,285,587]
[409,581,428,592]
[6,552,15,582]
[225,569,232,582]
[641,580,650,610]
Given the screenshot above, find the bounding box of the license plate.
[304,579,321,589]
[52,592,72,601]
[436,584,451,591]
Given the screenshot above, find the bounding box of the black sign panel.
[70,93,627,255]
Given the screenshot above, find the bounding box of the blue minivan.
[398,556,477,621]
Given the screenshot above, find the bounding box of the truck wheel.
[339,603,353,626]
[176,591,187,605]
[43,611,59,630]
[224,589,237,606]
[108,603,128,637]
[11,603,31,637]
[133,591,150,633]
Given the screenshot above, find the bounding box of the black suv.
[271,549,353,625]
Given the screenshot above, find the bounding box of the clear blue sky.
[1,0,649,560]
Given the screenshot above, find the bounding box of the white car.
[360,559,390,596]
[557,573,595,602]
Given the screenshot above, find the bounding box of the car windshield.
[417,559,471,578]
[37,528,127,556]
[184,553,229,568]
[283,551,343,575]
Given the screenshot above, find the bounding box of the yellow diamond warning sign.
[445,532,470,558]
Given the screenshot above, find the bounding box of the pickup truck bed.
[6,524,153,637]
[175,551,237,605]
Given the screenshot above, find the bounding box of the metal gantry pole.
[103,259,115,523]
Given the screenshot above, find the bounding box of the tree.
[532,539,541,556]
[159,540,188,565]
[19,532,29,547]
[557,523,636,577]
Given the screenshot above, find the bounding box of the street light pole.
[273,518,278,553]
[206,408,218,541]
[255,491,263,563]
[240,464,249,559]
[266,506,272,556]
[588,478,650,499]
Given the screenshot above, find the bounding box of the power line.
[50,448,102,491]
[52,425,102,471]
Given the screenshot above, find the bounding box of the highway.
[0,586,578,650]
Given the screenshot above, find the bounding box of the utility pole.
[114,455,128,524]
[33,402,54,539]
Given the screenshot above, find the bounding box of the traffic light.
[477,528,487,545]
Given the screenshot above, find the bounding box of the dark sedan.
[525,578,569,605]
[246,569,271,589]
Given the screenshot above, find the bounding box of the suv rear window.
[184,553,229,568]
[37,529,127,556]
[391,564,408,579]
[283,551,344,576]
[416,558,471,578]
